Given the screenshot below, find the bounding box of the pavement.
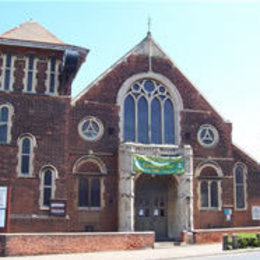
[5,242,260,260]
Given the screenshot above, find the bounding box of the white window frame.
[45,57,60,96]
[196,162,223,211]
[39,165,58,210]
[0,54,15,92]
[233,162,247,211]
[0,103,14,144]
[23,55,37,93]
[78,116,104,142]
[199,180,222,210]
[17,134,37,177]
[73,155,107,210]
[117,72,183,145]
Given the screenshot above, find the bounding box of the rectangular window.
[43,187,51,206]
[3,55,12,91]
[78,177,101,208]
[25,55,35,92]
[47,57,59,95]
[200,180,220,210]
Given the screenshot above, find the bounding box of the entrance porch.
[118,143,193,241]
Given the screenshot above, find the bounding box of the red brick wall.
[0,232,154,256]
[194,227,260,244]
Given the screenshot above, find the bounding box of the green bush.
[235,233,260,249]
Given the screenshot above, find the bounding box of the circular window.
[197,124,219,148]
[78,116,104,141]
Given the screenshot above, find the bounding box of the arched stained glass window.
[124,95,135,142]
[164,99,174,144]
[137,97,148,143]
[151,98,162,144]
[123,79,175,144]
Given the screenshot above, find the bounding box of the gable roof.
[0,20,65,45]
[72,32,171,104]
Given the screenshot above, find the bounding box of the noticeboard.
[49,200,67,217]
[252,206,260,220]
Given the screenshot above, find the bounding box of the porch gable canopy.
[133,154,185,175]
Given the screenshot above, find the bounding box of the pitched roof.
[0,20,65,45]
[72,32,171,104]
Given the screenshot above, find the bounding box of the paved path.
[4,243,260,259]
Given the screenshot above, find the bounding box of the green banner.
[132,154,185,175]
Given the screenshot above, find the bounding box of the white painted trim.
[17,133,37,177]
[233,162,248,211]
[195,161,224,178]
[198,179,222,211]
[23,56,37,93]
[72,155,107,174]
[197,124,219,148]
[0,102,14,144]
[196,161,223,211]
[45,57,60,96]
[0,54,15,92]
[78,116,104,142]
[39,165,58,210]
[116,72,183,145]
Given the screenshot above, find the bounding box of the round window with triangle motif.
[79,116,104,141]
[197,124,219,148]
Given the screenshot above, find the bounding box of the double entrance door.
[135,175,169,240]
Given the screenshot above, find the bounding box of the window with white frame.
[73,156,107,209]
[46,57,60,95]
[123,79,175,144]
[0,54,14,91]
[24,55,36,93]
[39,167,57,209]
[0,103,14,144]
[197,165,222,210]
[200,180,219,209]
[234,163,247,210]
[17,134,36,176]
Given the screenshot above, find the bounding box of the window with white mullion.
[123,79,175,144]
[24,55,36,93]
[1,54,14,92]
[46,57,59,95]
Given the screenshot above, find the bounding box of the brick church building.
[0,21,259,242]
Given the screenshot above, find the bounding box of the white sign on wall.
[0,187,8,228]
[252,206,260,220]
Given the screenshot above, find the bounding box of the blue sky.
[1,1,260,161]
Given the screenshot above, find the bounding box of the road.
[189,252,260,260]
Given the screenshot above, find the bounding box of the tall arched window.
[39,166,57,209]
[17,134,36,176]
[234,163,247,210]
[0,104,14,144]
[123,79,175,144]
[197,163,222,210]
[73,156,107,209]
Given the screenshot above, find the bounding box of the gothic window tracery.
[123,79,175,144]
